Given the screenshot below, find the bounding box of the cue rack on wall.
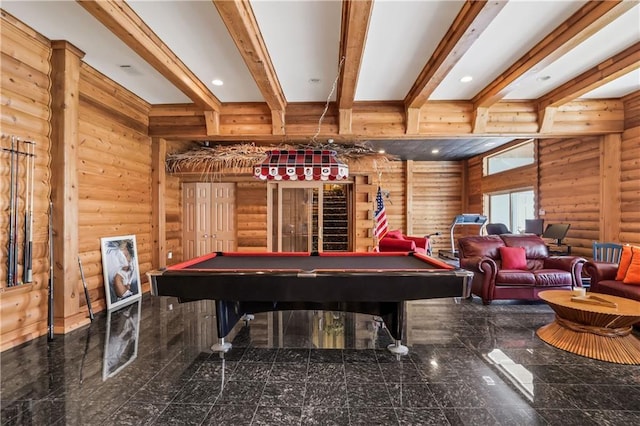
[1,135,36,288]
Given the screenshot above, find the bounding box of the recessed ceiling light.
[431,149,440,154]
[378,149,386,154]
[460,75,473,83]
[211,79,224,86]
[484,142,495,147]
[119,64,142,76]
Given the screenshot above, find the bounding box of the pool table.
[148,251,472,354]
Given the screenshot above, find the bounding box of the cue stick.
[7,136,18,287]
[78,257,94,321]
[48,201,54,341]
[12,137,21,285]
[23,140,35,283]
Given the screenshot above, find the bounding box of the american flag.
[374,186,388,240]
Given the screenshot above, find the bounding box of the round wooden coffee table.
[537,290,640,364]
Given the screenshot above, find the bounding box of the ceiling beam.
[472,0,635,110]
[337,0,373,111]
[213,0,286,135]
[538,42,640,133]
[405,0,506,110]
[77,0,221,113]
[539,41,640,110]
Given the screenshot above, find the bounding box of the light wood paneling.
[78,63,151,314]
[0,12,51,351]
[409,161,463,254]
[620,92,640,245]
[538,136,601,258]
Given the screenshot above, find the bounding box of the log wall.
[621,92,640,245]
[165,141,195,266]
[538,137,601,258]
[236,181,268,251]
[78,65,152,312]
[0,11,52,350]
[407,161,463,253]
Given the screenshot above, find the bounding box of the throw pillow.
[386,229,404,240]
[623,246,640,285]
[499,246,528,270]
[615,245,634,281]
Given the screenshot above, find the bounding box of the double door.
[183,183,236,259]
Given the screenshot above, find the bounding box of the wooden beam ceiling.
[404,0,506,135]
[337,0,373,131]
[213,0,286,135]
[404,0,506,110]
[538,41,640,132]
[77,0,221,114]
[471,0,635,132]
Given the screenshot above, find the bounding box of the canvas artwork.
[102,300,141,380]
[100,235,141,311]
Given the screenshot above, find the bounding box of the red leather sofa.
[378,230,429,254]
[458,234,586,305]
[584,261,640,302]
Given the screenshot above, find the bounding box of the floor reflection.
[103,301,141,380]
[1,295,640,425]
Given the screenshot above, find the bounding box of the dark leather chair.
[458,234,586,304]
[486,223,510,235]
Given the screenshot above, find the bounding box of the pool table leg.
[383,301,409,355]
[387,341,409,355]
[211,337,232,353]
[212,300,244,352]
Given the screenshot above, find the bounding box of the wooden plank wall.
[538,137,601,258]
[77,65,152,312]
[0,12,52,350]
[165,141,194,266]
[236,180,268,251]
[408,161,463,253]
[621,92,640,245]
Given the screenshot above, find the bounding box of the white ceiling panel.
[430,0,588,100]
[356,0,464,101]
[507,4,640,100]
[128,0,262,103]
[251,0,342,102]
[582,69,640,99]
[2,0,190,105]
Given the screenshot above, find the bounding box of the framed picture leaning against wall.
[100,235,141,311]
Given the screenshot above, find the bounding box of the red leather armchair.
[378,230,429,254]
[458,234,586,304]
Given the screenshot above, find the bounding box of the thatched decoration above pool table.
[165,142,397,179]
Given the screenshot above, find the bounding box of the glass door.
[268,182,351,252]
[269,183,321,252]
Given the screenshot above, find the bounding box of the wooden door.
[183,183,213,259]
[211,183,236,251]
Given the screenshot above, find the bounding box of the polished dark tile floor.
[2,295,640,425]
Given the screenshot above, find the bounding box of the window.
[487,189,534,234]
[484,140,534,175]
